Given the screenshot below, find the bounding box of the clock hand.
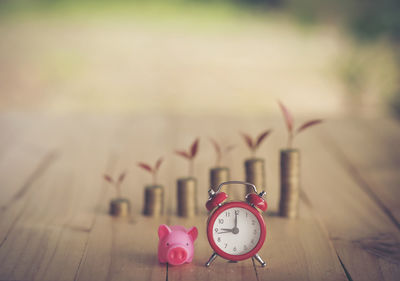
[220,228,233,232]
[218,227,234,234]
[234,211,238,228]
[232,211,239,234]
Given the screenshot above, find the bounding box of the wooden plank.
[0,117,116,281]
[0,115,58,248]
[363,118,400,225]
[0,114,58,208]
[255,119,347,281]
[255,206,348,281]
[75,116,171,281]
[317,118,400,227]
[75,216,166,281]
[297,126,400,281]
[31,117,121,281]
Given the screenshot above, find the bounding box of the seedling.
[278,101,323,148]
[103,171,126,198]
[241,130,272,157]
[175,138,199,177]
[209,138,235,167]
[138,157,164,185]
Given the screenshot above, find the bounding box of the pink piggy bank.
[158,224,198,265]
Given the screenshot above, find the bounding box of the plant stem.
[116,183,121,198]
[189,159,194,178]
[287,131,293,149]
[152,172,157,186]
[216,154,221,167]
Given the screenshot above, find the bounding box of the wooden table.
[0,113,399,281]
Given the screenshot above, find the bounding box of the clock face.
[211,206,261,255]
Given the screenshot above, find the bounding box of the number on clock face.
[212,207,261,255]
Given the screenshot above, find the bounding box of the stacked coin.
[279,149,300,218]
[143,185,164,217]
[177,177,197,217]
[110,198,131,217]
[210,167,230,193]
[245,158,265,194]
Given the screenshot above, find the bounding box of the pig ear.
[187,226,198,241]
[158,224,172,239]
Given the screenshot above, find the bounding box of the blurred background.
[0,0,399,118]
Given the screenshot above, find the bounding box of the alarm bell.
[206,190,227,211]
[245,191,267,211]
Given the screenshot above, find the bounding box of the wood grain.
[318,118,400,227]
[0,114,399,281]
[298,125,400,281]
[75,115,172,281]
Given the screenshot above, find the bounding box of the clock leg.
[254,253,267,267]
[205,252,218,267]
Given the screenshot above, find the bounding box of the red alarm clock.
[205,181,267,267]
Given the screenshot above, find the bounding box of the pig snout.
[167,246,188,265]
[158,225,198,265]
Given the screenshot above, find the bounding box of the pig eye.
[186,243,189,246]
[166,243,170,246]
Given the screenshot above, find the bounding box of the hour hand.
[218,228,233,234]
[220,228,233,232]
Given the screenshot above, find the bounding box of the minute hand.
[234,212,238,228]
[232,211,239,234]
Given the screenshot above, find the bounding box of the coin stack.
[143,185,164,217]
[177,177,197,217]
[110,198,131,217]
[245,158,265,194]
[279,149,300,218]
[210,167,230,193]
